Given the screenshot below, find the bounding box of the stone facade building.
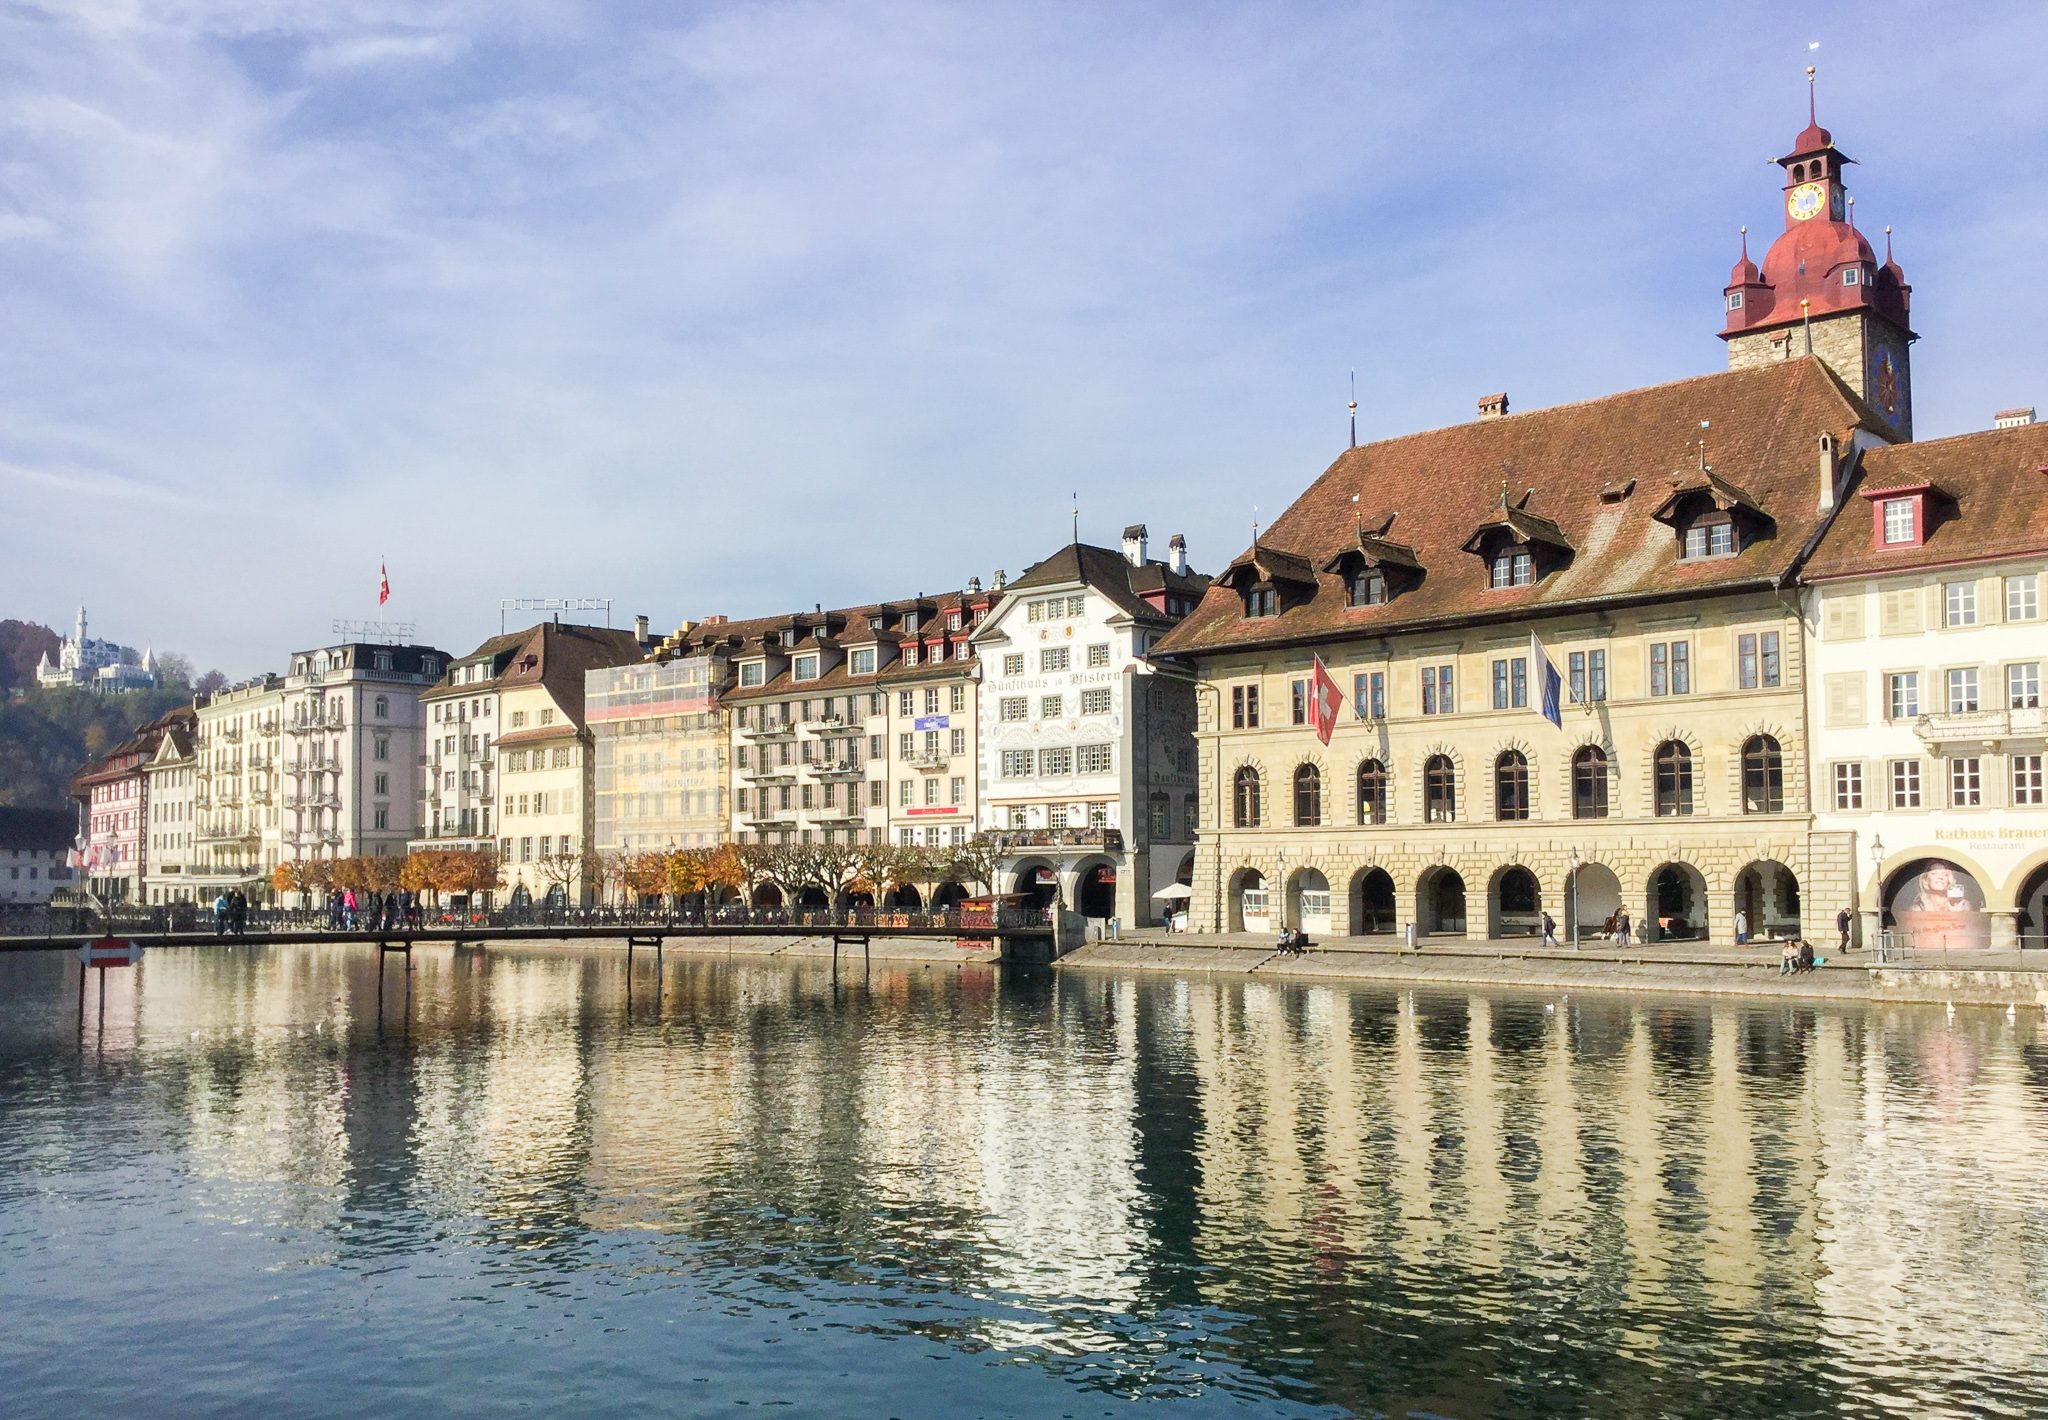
[280,642,447,869]
[1804,417,2048,950]
[189,675,285,899]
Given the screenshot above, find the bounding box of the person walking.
[1735,908,1751,946]
[1836,907,1852,953]
[1614,907,1633,947]
[1541,911,1558,948]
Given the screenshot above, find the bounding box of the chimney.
[966,576,982,594]
[1477,392,1509,420]
[1994,406,2037,429]
[1816,432,1838,513]
[1167,533,1187,575]
[1122,523,1149,567]
[633,613,650,643]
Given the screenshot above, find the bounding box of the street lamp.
[1568,847,1580,951]
[1867,834,1885,958]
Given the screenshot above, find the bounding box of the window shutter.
[1879,586,1922,636]
[1821,593,1865,642]
[1824,673,1866,727]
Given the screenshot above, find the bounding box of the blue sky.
[3,1,2044,675]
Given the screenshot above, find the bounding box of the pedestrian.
[1735,908,1750,946]
[1836,907,1852,953]
[343,887,358,931]
[230,889,247,937]
[1541,910,1558,948]
[1615,908,1632,947]
[213,892,229,938]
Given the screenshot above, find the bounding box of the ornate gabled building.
[1151,91,1919,945]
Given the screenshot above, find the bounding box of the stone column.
[1988,909,2020,954]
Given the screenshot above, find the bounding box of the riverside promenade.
[1059,928,2048,1009]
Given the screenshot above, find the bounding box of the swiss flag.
[378,563,390,606]
[1307,654,1343,746]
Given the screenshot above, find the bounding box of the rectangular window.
[1232,684,1260,729]
[792,654,820,682]
[1000,696,1028,722]
[1491,656,1528,710]
[949,728,966,756]
[2007,574,2041,622]
[1001,750,1032,777]
[2009,663,2042,710]
[1002,654,1024,676]
[869,780,885,807]
[1077,744,1113,774]
[1353,671,1385,720]
[1081,688,1111,715]
[2014,754,2045,806]
[1886,672,1920,720]
[900,780,913,806]
[1650,643,1665,696]
[897,733,913,761]
[1291,679,1308,725]
[739,662,764,687]
[1949,756,1982,808]
[1832,762,1863,810]
[849,648,876,676]
[1945,581,1978,627]
[1041,694,1063,718]
[1890,759,1922,809]
[1489,549,1533,588]
[949,685,965,713]
[1041,647,1069,673]
[1737,631,1782,690]
[1040,747,1072,776]
[1087,644,1110,668]
[1421,664,1455,715]
[923,688,940,715]
[1947,668,1980,713]
[1882,498,1914,544]
[949,776,964,805]
[923,778,940,806]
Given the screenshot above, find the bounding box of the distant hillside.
[0,620,60,695]
[0,684,193,810]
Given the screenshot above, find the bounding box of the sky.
[3,1,2045,677]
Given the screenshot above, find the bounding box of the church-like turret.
[1720,69,1915,440]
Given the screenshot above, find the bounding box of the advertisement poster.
[1888,860,1989,951]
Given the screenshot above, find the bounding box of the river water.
[2,944,2045,1419]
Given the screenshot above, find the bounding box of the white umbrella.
[1152,882,1194,900]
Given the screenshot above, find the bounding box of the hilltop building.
[36,606,158,693]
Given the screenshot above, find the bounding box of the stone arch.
[1731,858,1800,941]
[1865,843,2001,912]
[1227,865,1269,933]
[2012,857,2048,951]
[1564,860,1623,938]
[1285,864,1333,933]
[1492,734,1538,817]
[1349,865,1396,935]
[1487,862,1543,938]
[1418,742,1464,824]
[1011,857,1058,909]
[1644,861,1708,941]
[1291,756,1327,828]
[1417,863,1468,936]
[1230,757,1267,829]
[1881,856,1991,951]
[1569,740,1617,819]
[1999,846,2048,916]
[1731,716,1799,811]
[1068,856,1117,920]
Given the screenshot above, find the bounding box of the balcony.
[802,713,845,730]
[743,812,797,828]
[995,827,1124,851]
[248,789,272,807]
[1916,706,2048,747]
[814,720,863,738]
[220,727,243,744]
[811,761,865,780]
[813,810,865,825]
[741,720,796,741]
[910,753,948,771]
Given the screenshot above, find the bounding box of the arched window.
[1494,750,1529,820]
[1572,746,1609,819]
[1293,764,1322,827]
[1425,755,1457,823]
[1349,568,1387,607]
[373,695,390,719]
[1356,759,1388,826]
[1742,734,1784,814]
[1654,741,1693,817]
[1233,766,1262,828]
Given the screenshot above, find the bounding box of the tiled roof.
[1804,420,2048,580]
[1152,356,1883,657]
[496,623,646,725]
[1009,542,1210,624]
[0,806,74,853]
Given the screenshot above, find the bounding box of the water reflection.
[2,944,2046,1419]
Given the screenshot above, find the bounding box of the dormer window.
[792,654,820,682]
[782,629,799,648]
[739,661,765,687]
[848,647,876,676]
[1489,550,1533,589]
[947,611,963,631]
[867,614,885,632]
[1862,482,1937,550]
[1843,267,1861,286]
[1680,512,1736,560]
[1349,569,1388,607]
[1882,498,1914,544]
[1246,586,1278,617]
[1726,291,1744,311]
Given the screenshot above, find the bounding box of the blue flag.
[1531,631,1563,728]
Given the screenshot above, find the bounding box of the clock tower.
[1720,70,1915,440]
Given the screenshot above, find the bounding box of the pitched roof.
[1804,420,2048,580]
[1153,356,1882,658]
[496,623,646,725]
[1008,542,1210,624]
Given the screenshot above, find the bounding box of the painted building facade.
[1804,418,2048,950]
[973,528,1207,927]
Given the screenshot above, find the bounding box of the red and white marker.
[78,939,142,968]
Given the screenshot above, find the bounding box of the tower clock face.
[1787,182,1827,222]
